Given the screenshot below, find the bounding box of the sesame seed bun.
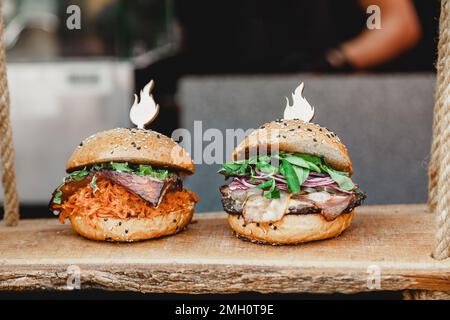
[66,128,194,174]
[232,119,352,174]
[227,210,355,245]
[69,201,195,242]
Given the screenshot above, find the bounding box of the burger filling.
[219,152,366,223]
[50,162,198,224]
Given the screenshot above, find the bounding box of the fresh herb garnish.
[110,162,133,173]
[320,164,355,191]
[90,175,99,194]
[89,162,171,180]
[69,168,89,181]
[280,159,300,193]
[256,178,280,199]
[219,152,357,199]
[53,190,62,204]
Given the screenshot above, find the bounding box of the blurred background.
[0,0,441,217]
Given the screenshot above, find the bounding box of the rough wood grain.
[0,204,449,294]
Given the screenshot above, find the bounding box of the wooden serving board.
[0,204,449,295]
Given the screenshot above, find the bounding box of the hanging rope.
[0,2,19,226]
[431,0,450,260]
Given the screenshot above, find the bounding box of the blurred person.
[133,0,437,135]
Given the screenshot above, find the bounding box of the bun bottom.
[69,202,195,242]
[227,210,355,245]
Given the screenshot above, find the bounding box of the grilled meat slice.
[220,185,366,222]
[219,185,246,214]
[99,171,180,206]
[50,171,181,210]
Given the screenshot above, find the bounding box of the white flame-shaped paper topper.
[129,80,160,129]
[283,82,315,122]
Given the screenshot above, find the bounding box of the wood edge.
[1,263,449,294]
[0,204,430,230]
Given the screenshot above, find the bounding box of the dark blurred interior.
[4,0,440,134]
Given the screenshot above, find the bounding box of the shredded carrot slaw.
[54,179,198,225]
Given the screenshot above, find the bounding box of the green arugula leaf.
[256,178,280,199]
[239,162,249,175]
[294,153,323,165]
[282,155,321,172]
[137,164,153,176]
[265,188,280,199]
[222,162,242,172]
[281,160,300,193]
[53,190,62,204]
[218,152,357,195]
[110,162,133,173]
[256,161,277,174]
[70,168,89,181]
[256,179,273,190]
[92,163,105,171]
[293,165,310,186]
[321,164,355,191]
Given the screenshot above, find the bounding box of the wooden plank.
[0,204,449,294]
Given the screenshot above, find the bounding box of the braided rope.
[429,0,448,211]
[431,0,450,260]
[403,290,450,300]
[0,3,19,226]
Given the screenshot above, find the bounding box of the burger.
[49,128,198,242]
[219,119,366,245]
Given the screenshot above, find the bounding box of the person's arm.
[340,0,421,70]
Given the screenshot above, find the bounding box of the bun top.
[232,119,352,174]
[66,128,194,174]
